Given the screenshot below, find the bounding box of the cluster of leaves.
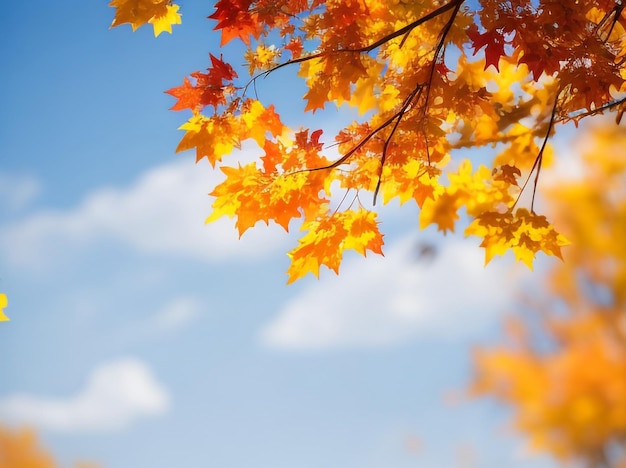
[472,120,626,466]
[109,0,626,281]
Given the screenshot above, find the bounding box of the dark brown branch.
[337,0,463,54]
[305,103,413,172]
[371,0,462,204]
[564,95,626,121]
[512,94,560,212]
[420,0,463,164]
[530,96,559,212]
[372,85,424,204]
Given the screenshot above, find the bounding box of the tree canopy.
[109,0,626,281]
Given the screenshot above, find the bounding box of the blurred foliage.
[0,425,98,468]
[0,426,54,468]
[472,118,626,467]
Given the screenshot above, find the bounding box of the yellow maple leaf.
[244,44,281,75]
[149,4,182,37]
[349,61,384,114]
[110,0,181,35]
[0,293,8,322]
[175,115,239,165]
[240,100,276,146]
[342,209,384,256]
[419,192,461,233]
[512,232,540,269]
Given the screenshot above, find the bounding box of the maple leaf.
[466,209,569,268]
[493,165,522,186]
[286,210,384,283]
[167,54,238,112]
[0,293,8,322]
[207,158,329,235]
[109,0,180,35]
[240,100,285,146]
[175,114,240,165]
[165,77,204,112]
[244,44,281,75]
[419,192,461,233]
[342,209,385,257]
[208,0,262,46]
[467,24,507,71]
[284,37,304,59]
[518,52,550,81]
[207,163,270,234]
[149,4,182,37]
[208,53,238,82]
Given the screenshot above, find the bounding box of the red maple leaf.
[208,0,261,45]
[209,53,238,82]
[467,25,506,71]
[166,54,239,112]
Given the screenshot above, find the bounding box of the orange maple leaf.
[286,209,384,283]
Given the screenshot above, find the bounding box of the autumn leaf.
[166,54,238,112]
[467,24,507,71]
[465,209,569,267]
[419,192,461,233]
[0,293,8,322]
[109,0,181,36]
[208,0,263,46]
[175,114,240,165]
[165,77,203,112]
[493,165,522,186]
[148,4,182,37]
[286,209,383,283]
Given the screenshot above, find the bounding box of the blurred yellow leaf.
[0,293,8,322]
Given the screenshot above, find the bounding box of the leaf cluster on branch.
[110,0,626,281]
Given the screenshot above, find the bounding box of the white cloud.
[261,235,530,349]
[0,172,41,212]
[0,157,288,269]
[0,358,169,432]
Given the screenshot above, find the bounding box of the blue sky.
[0,2,561,467]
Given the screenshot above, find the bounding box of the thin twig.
[512,94,560,212]
[242,0,464,95]
[372,85,424,204]
[371,1,462,204]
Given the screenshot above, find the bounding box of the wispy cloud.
[108,296,204,347]
[152,296,200,332]
[0,158,288,269]
[0,358,169,432]
[261,235,530,350]
[0,172,41,212]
